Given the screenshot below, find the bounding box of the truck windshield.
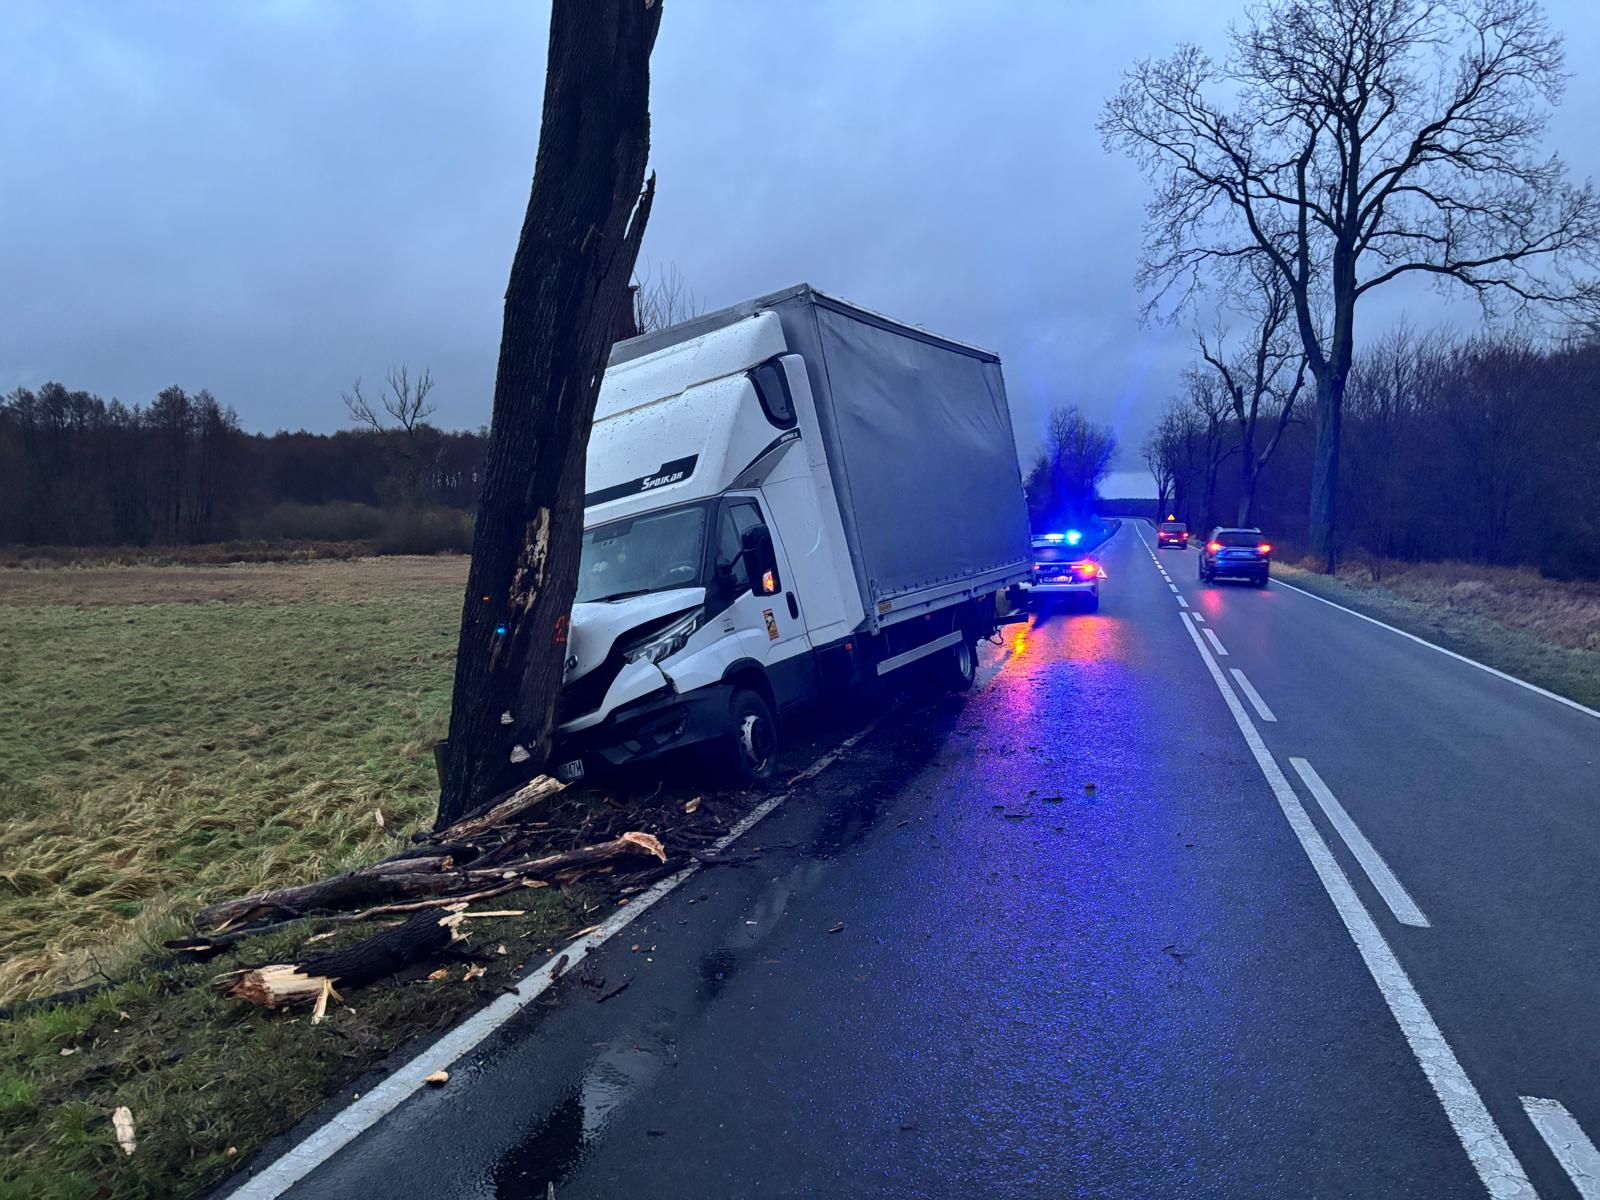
[576,504,707,603]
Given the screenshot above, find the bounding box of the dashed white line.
[1176,616,1535,1198]
[1175,595,1189,608]
[1167,583,1178,593]
[1189,612,1205,623]
[1522,1096,1600,1198]
[1229,668,1277,722]
[1201,627,1228,656]
[1289,758,1430,928]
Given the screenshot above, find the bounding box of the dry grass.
[1277,557,1600,711]
[0,540,383,570]
[1320,557,1600,652]
[0,556,468,1002]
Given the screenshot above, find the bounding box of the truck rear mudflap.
[553,684,736,781]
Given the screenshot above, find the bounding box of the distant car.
[1021,532,1103,611]
[1198,527,1273,586]
[1157,520,1189,549]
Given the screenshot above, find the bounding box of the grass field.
[0,557,471,1002]
[0,556,625,1198]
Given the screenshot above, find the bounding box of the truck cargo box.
[610,285,1033,631]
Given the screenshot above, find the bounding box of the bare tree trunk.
[1308,370,1343,572]
[1236,474,1256,527]
[437,0,663,826]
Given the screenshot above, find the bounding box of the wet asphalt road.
[265,523,1599,1199]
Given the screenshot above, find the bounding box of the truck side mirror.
[741,525,779,595]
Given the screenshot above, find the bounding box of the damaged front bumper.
[553,684,736,781]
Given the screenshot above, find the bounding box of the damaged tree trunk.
[437,0,664,826]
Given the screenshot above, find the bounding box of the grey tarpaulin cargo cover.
[611,284,1033,632]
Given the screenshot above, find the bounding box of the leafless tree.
[1142,422,1178,520]
[1101,0,1600,570]
[1179,368,1239,533]
[1027,405,1118,526]
[1196,257,1307,525]
[632,261,701,333]
[343,366,438,501]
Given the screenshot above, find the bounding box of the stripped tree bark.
[438,0,664,826]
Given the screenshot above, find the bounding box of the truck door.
[712,494,813,705]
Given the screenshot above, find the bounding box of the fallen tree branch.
[430,775,565,844]
[224,909,465,1009]
[196,831,666,936]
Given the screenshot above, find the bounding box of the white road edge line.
[1229,668,1276,722]
[1289,758,1429,928]
[224,714,892,1200]
[1522,1096,1600,1198]
[1201,627,1229,656]
[1177,615,1533,1197]
[1273,577,1600,721]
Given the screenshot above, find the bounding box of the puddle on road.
[487,1035,673,1197]
[697,947,740,1000]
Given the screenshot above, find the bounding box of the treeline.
[0,382,487,549]
[1023,405,1117,532]
[1148,331,1600,581]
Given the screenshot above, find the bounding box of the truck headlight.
[621,608,703,666]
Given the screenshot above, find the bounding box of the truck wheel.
[943,636,978,691]
[718,688,779,787]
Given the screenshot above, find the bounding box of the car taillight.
[1207,541,1222,552]
[1258,543,1272,554]
[1071,561,1097,579]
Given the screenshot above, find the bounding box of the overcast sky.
[5,1,1599,496]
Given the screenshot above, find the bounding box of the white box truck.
[553,284,1032,785]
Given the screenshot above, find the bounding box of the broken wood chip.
[424,1070,449,1086]
[619,831,667,862]
[112,1106,136,1156]
[426,968,450,982]
[225,965,329,1009]
[310,977,341,1025]
[373,809,385,829]
[684,797,702,814]
[463,965,487,982]
[827,921,845,934]
[59,1047,76,1057]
